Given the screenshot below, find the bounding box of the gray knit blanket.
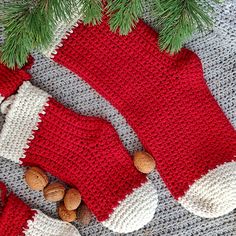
[0,0,235,235]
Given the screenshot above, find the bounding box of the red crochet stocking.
[0,59,32,103]
[0,182,80,236]
[51,19,236,218]
[0,64,158,233]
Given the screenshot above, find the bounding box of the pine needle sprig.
[106,0,143,35]
[0,0,221,68]
[0,0,75,69]
[154,0,219,54]
[49,0,77,21]
[82,0,103,25]
[0,1,34,68]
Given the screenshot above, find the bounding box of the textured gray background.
[0,0,235,235]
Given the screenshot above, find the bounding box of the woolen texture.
[0,192,35,236]
[0,76,157,233]
[0,0,235,235]
[52,15,236,217]
[0,61,31,101]
[0,182,80,236]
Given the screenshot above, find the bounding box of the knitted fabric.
[0,70,158,233]
[0,0,236,235]
[0,52,235,235]
[185,15,236,127]
[0,60,32,103]
[47,16,236,218]
[0,182,80,236]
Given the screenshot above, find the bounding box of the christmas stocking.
[48,18,236,218]
[0,64,158,233]
[0,57,32,103]
[0,182,80,236]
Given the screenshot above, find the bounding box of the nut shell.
[58,203,77,222]
[133,151,156,174]
[77,203,92,225]
[64,188,81,210]
[24,167,48,191]
[43,183,65,202]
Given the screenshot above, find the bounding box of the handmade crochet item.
[47,18,236,218]
[0,182,80,236]
[0,57,33,103]
[0,66,158,233]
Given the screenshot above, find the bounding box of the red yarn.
[21,97,146,221]
[53,19,236,199]
[0,62,31,99]
[0,60,147,222]
[0,192,35,236]
[0,182,7,205]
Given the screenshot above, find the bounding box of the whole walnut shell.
[58,203,77,222]
[24,167,48,191]
[43,183,65,202]
[133,151,156,174]
[64,188,81,210]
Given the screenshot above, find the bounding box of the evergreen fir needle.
[0,0,221,68]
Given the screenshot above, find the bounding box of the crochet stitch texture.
[0,182,80,236]
[0,60,31,103]
[0,71,158,233]
[0,0,235,235]
[51,17,236,218]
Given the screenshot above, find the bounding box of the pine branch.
[153,0,219,53]
[106,0,143,35]
[0,0,75,69]
[49,0,77,21]
[82,0,103,25]
[0,0,221,68]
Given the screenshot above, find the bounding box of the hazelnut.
[77,203,92,225]
[133,151,156,174]
[24,167,48,191]
[43,183,65,202]
[58,203,77,222]
[64,188,81,210]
